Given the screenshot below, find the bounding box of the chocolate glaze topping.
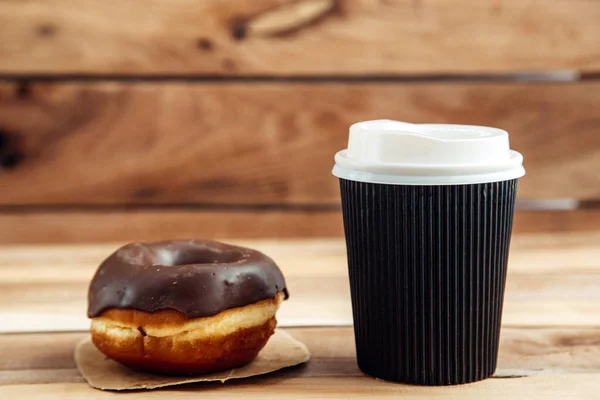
[87,240,288,319]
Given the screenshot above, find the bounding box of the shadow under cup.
[339,178,518,385]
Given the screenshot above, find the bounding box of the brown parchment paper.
[75,329,310,391]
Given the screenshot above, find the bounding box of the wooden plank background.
[0,0,599,75]
[1,3,599,396]
[0,0,599,243]
[0,81,599,205]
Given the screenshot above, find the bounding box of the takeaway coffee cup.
[332,120,525,385]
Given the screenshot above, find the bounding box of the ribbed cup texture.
[339,179,517,385]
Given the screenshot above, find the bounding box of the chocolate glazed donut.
[87,240,288,375]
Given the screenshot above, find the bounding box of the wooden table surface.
[1,233,599,399]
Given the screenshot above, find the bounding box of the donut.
[87,240,288,375]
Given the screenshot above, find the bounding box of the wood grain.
[1,235,599,397]
[1,81,599,205]
[1,235,600,333]
[2,376,598,399]
[0,0,599,74]
[1,209,600,244]
[2,326,600,384]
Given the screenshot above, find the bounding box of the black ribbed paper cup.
[339,178,518,385]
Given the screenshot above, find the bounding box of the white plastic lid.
[332,120,525,185]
